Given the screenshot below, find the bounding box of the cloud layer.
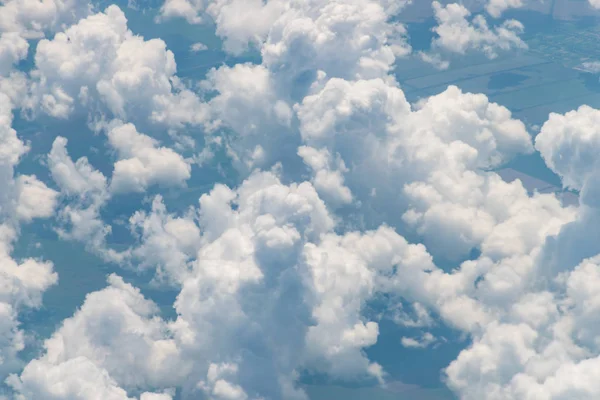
[2,1,600,400]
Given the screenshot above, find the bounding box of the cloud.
[9,356,173,400]
[8,1,600,400]
[0,72,58,381]
[581,61,600,73]
[536,105,600,192]
[27,5,207,128]
[15,175,59,223]
[190,42,208,52]
[129,195,201,284]
[400,332,437,349]
[0,0,91,39]
[296,78,556,261]
[10,274,185,398]
[106,122,192,194]
[159,0,205,24]
[47,136,125,263]
[125,170,422,397]
[421,2,527,69]
[0,33,28,76]
[444,254,600,400]
[486,0,526,18]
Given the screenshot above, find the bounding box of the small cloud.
[401,332,437,348]
[190,42,208,52]
[580,61,600,74]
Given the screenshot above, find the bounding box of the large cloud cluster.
[5,1,600,400]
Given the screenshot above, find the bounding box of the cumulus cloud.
[444,254,600,400]
[581,61,600,73]
[0,224,58,378]
[107,122,191,194]
[190,42,208,52]
[159,0,206,24]
[15,175,59,223]
[536,105,600,192]
[422,2,527,69]
[486,0,526,17]
[295,78,560,261]
[0,71,58,381]
[9,274,185,399]
[124,170,446,397]
[27,5,207,128]
[0,0,91,39]
[8,1,600,400]
[47,136,125,263]
[0,33,28,76]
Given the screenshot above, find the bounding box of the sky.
[2,0,600,399]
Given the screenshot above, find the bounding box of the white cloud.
[297,146,352,206]
[8,1,600,399]
[400,332,436,349]
[15,175,59,223]
[444,254,600,400]
[127,170,444,395]
[9,356,173,400]
[190,42,208,52]
[0,79,58,381]
[0,224,58,379]
[0,33,28,76]
[581,61,600,73]
[536,105,600,191]
[129,195,201,284]
[47,136,126,263]
[0,0,91,39]
[296,78,556,261]
[9,275,181,399]
[107,122,192,194]
[27,5,208,128]
[159,0,205,24]
[486,0,526,18]
[422,2,527,69]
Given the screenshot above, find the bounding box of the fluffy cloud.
[486,0,526,17]
[107,122,191,193]
[27,5,207,128]
[444,254,600,400]
[125,170,445,397]
[422,2,526,69]
[296,78,560,261]
[535,105,600,192]
[159,0,206,24]
[533,105,600,277]
[15,175,59,223]
[8,1,600,400]
[9,357,173,400]
[47,136,125,263]
[0,74,58,380]
[0,0,91,39]
[0,33,28,76]
[0,225,58,377]
[190,42,208,52]
[9,274,185,399]
[122,158,572,398]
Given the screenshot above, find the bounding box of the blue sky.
[2,0,600,399]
